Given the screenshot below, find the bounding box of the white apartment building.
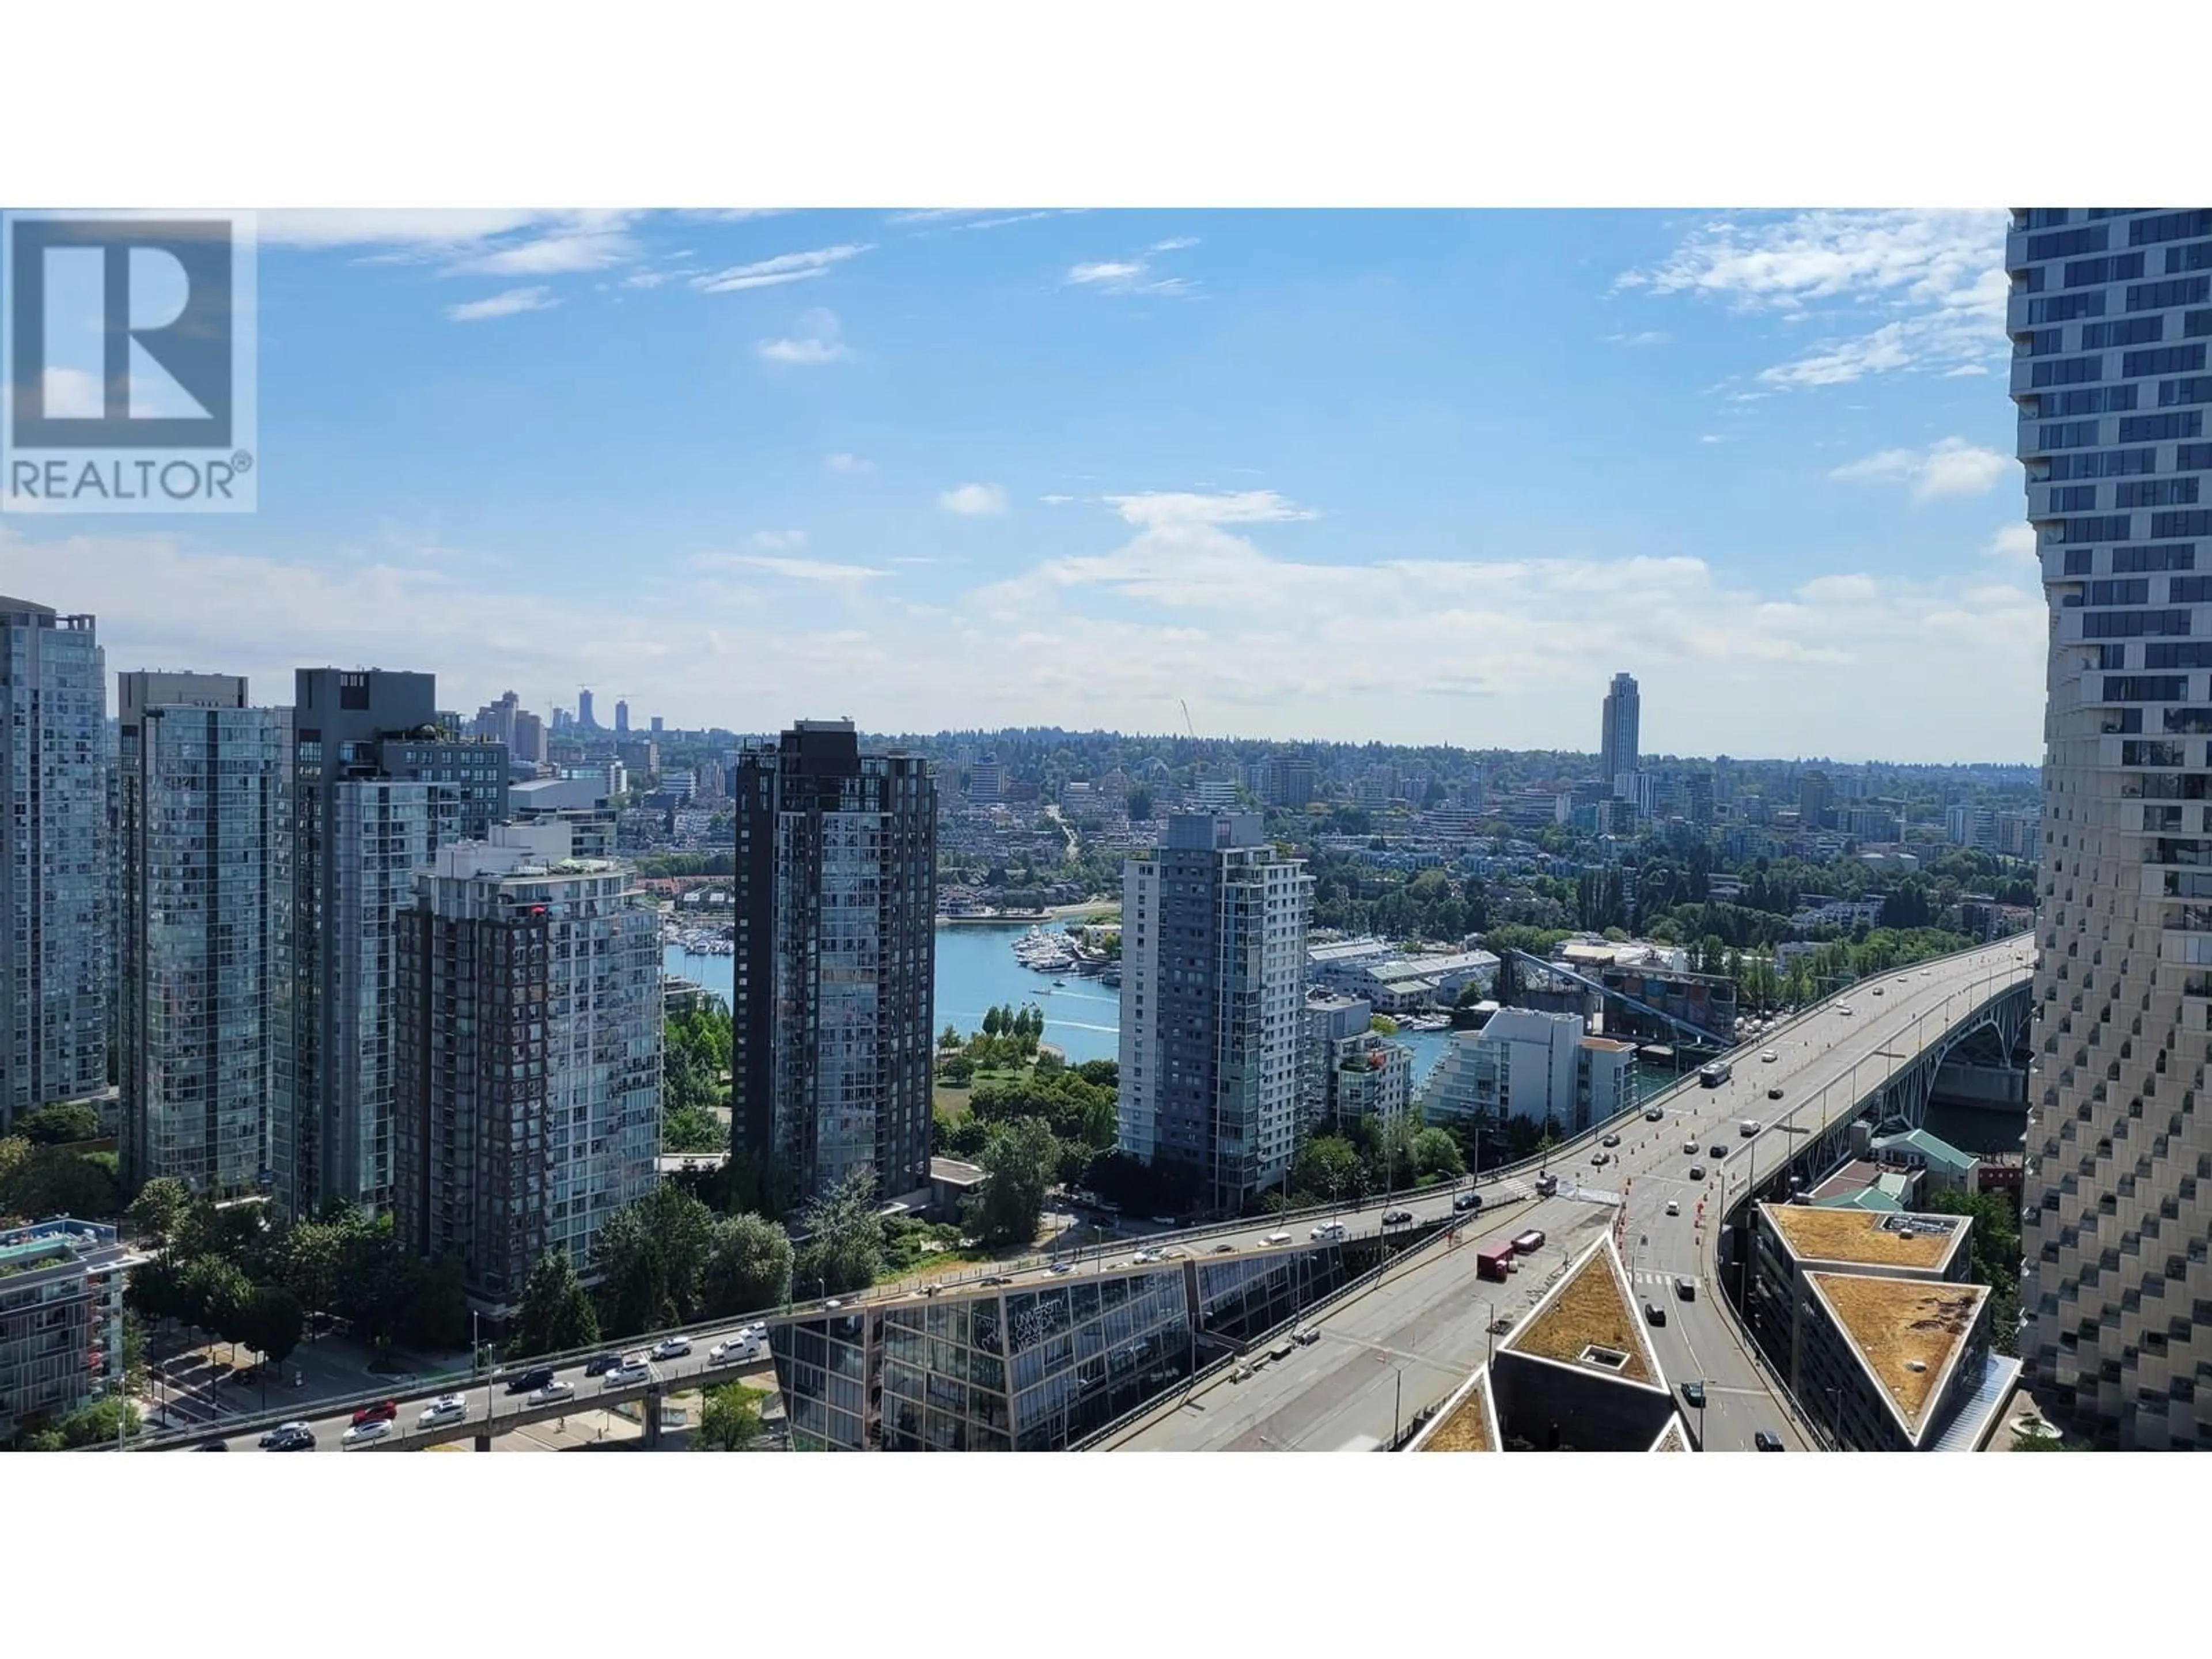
[1119,813,1312,1210]
[1422,1007,1635,1137]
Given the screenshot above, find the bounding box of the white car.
[1760,1050,1778,1063]
[340,1418,393,1448]
[1837,1003,1854,1016]
[650,1336,691,1361]
[709,1335,761,1364]
[1310,1222,1346,1241]
[417,1395,468,1429]
[745,1322,768,1338]
[529,1380,575,1405]
[1262,1230,1292,1247]
[603,1359,654,1389]
[1665,1200,1680,1217]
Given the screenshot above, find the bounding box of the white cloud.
[448,217,639,276]
[1605,330,1671,347]
[692,244,870,294]
[1063,238,1200,297]
[1830,437,2011,501]
[0,519,2046,762]
[1985,523,2039,562]
[1941,365,1991,377]
[260,210,562,249]
[756,309,849,365]
[1104,490,1317,528]
[752,530,807,550]
[940,483,1009,516]
[1698,434,1724,445]
[690,552,888,585]
[824,452,874,474]
[1797,573,1881,605]
[1620,210,2009,387]
[1068,261,1143,286]
[1040,494,1077,505]
[444,286,558,323]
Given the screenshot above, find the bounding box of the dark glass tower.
[732,720,936,1204]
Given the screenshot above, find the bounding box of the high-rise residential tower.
[1600,671,1640,793]
[2011,205,2212,1449]
[1118,813,1312,1212]
[116,672,289,1196]
[0,596,107,1128]
[394,821,661,1310]
[275,669,507,1219]
[614,698,630,736]
[577,688,597,730]
[732,720,937,1203]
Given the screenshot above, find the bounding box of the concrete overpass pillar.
[643,1387,664,1448]
[473,1432,491,1452]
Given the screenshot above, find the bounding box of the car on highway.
[1150,1215,1178,1227]
[194,1440,228,1451]
[340,1418,393,1449]
[1645,1301,1666,1327]
[1683,1138,1700,1154]
[1760,1050,1778,1063]
[744,1322,767,1338]
[1709,1143,1729,1160]
[976,1276,1012,1287]
[1310,1221,1347,1241]
[1872,986,1884,997]
[1755,1430,1786,1452]
[1644,1105,1665,1121]
[1664,1200,1680,1217]
[1838,1003,1854,1016]
[418,1395,468,1429]
[1453,1190,1483,1212]
[351,1399,397,1426]
[603,1358,654,1389]
[1601,1132,1621,1148]
[258,1421,312,1449]
[584,1353,624,1377]
[1381,1207,1414,1225]
[1688,1165,1706,1181]
[1675,1277,1696,1300]
[1767,1085,1785,1100]
[1165,1247,1190,1259]
[1047,1261,1073,1275]
[650,1337,692,1361]
[1293,1327,1319,1346]
[1742,1118,1763,1135]
[502,1365,555,1395]
[1262,1231,1292,1247]
[529,1380,576,1406]
[1589,1152,1609,1168]
[1211,1242,1236,1253]
[1680,1381,1706,1410]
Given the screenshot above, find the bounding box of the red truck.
[1476,1243,1516,1282]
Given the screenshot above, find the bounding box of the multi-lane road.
[1109,936,2033,1452]
[198,1335,779,1453]
[154,936,2029,1453]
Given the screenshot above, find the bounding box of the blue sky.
[0,207,2044,759]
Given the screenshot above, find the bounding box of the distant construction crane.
[1179,698,1198,741]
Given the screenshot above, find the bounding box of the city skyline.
[0,209,2048,762]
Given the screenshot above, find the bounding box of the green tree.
[56,1396,142,1448]
[236,1284,306,1373]
[663,1104,729,1154]
[0,1135,123,1221]
[512,1249,601,1358]
[177,1255,253,1349]
[968,1118,1058,1246]
[1293,1136,1362,1206]
[1411,1127,1466,1180]
[939,1024,964,1052]
[407,1253,471,1350]
[983,1005,1005,1039]
[703,1212,795,1316]
[792,1169,885,1297]
[591,1184,719,1336]
[15,1100,101,1146]
[694,1381,764,1451]
[276,1217,349,1325]
[125,1176,191,1246]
